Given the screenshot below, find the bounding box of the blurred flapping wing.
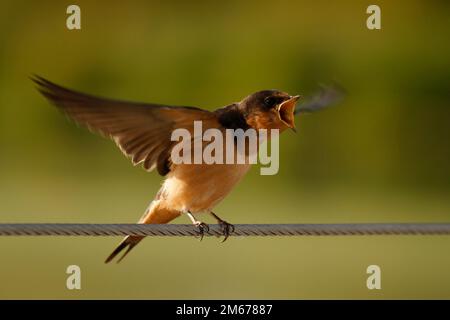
[295,83,345,115]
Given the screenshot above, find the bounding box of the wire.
[0,223,449,237]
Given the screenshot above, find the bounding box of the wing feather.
[33,76,218,175]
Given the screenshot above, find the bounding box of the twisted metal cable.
[0,223,449,237]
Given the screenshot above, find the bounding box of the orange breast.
[159,162,251,213]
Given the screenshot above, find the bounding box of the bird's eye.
[264,96,278,108]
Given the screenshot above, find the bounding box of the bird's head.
[239,90,300,132]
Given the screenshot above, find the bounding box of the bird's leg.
[210,211,235,242]
[186,211,209,241]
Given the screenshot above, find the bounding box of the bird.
[32,76,343,263]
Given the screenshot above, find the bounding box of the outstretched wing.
[33,76,218,175]
[295,84,345,114]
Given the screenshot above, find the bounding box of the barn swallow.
[32,76,342,263]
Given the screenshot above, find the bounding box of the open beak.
[277,95,300,131]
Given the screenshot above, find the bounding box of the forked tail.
[105,200,181,263]
[104,235,143,263]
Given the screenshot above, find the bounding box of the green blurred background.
[0,0,449,299]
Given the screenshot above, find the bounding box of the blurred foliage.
[0,0,449,299]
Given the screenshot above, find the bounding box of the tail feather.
[104,235,143,264]
[104,200,181,263]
